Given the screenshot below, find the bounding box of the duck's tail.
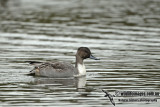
[25,68,36,76]
[25,61,42,65]
[25,61,42,76]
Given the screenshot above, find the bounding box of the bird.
[26,47,99,78]
[102,89,116,106]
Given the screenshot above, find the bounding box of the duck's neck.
[75,55,86,76]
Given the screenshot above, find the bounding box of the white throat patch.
[77,63,86,76]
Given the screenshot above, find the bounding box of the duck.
[27,47,99,78]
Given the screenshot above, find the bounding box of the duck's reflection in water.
[32,76,86,90]
[75,76,86,91]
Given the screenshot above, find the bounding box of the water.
[0,0,160,106]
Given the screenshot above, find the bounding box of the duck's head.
[76,47,100,60]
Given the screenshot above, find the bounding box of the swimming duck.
[27,47,99,78]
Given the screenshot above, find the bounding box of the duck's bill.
[90,55,100,60]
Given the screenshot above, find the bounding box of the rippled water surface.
[0,0,160,106]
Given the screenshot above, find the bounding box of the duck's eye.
[84,50,89,53]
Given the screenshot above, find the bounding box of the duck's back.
[31,62,76,78]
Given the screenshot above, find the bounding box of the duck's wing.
[27,61,75,77]
[38,62,75,77]
[51,62,74,70]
